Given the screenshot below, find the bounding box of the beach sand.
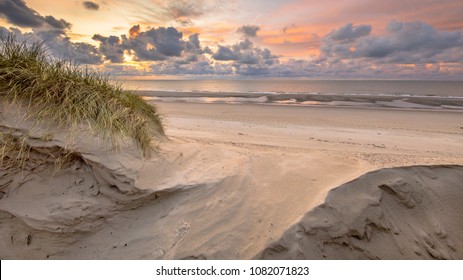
[1,101,463,259]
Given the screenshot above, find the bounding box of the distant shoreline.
[139,90,463,111]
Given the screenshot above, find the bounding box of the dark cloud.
[32,29,102,64]
[212,39,278,65]
[83,1,100,11]
[187,33,200,49]
[0,0,71,30]
[203,46,212,54]
[0,26,102,64]
[185,33,204,54]
[320,21,463,64]
[326,23,371,42]
[0,0,43,27]
[92,34,124,63]
[93,29,179,63]
[212,45,239,61]
[56,39,102,64]
[238,38,253,50]
[44,16,71,30]
[237,25,260,38]
[123,26,185,60]
[0,1,99,64]
[92,26,210,63]
[209,39,283,76]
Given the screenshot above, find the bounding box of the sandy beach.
[2,97,462,259]
[2,0,463,269]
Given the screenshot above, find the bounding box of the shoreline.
[139,90,463,111]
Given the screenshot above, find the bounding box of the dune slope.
[259,165,463,260]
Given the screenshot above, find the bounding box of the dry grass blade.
[0,35,164,158]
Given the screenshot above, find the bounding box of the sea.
[119,79,463,110]
[120,79,462,97]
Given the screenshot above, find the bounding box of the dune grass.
[0,35,164,158]
[0,129,84,172]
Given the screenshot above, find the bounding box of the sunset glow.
[1,0,462,78]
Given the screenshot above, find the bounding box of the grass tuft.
[0,132,32,170]
[0,130,83,172]
[0,35,164,158]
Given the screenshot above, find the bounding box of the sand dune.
[259,165,463,260]
[0,102,156,258]
[1,101,463,259]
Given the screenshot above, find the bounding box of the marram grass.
[0,130,82,172]
[0,36,164,158]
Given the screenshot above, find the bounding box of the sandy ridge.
[259,165,463,260]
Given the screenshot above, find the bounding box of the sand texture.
[1,100,463,259]
[259,165,463,260]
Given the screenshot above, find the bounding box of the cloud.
[326,23,371,42]
[151,58,215,75]
[209,39,284,76]
[48,36,102,64]
[237,25,260,38]
[90,26,187,62]
[212,39,278,64]
[360,20,463,62]
[233,64,270,76]
[320,21,463,64]
[91,28,283,76]
[2,0,462,80]
[212,45,239,61]
[133,0,225,26]
[92,26,210,64]
[185,33,205,54]
[0,0,71,30]
[0,26,102,64]
[204,21,463,78]
[82,1,100,11]
[0,0,43,28]
[165,0,205,18]
[302,20,463,78]
[92,34,124,63]
[0,1,99,64]
[123,26,185,60]
[44,15,71,30]
[128,24,141,37]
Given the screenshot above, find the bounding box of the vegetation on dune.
[0,131,82,171]
[0,35,164,159]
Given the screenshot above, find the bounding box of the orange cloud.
[129,25,141,37]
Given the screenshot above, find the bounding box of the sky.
[1,0,463,79]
